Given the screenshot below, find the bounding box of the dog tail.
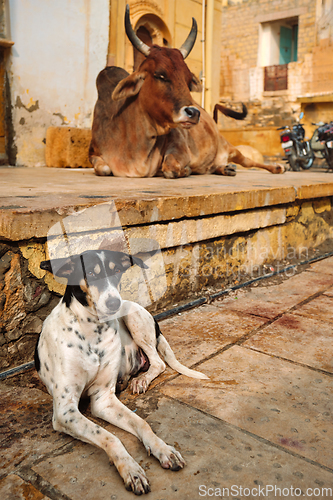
[157,334,209,380]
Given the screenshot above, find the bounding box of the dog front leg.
[123,306,166,394]
[53,394,150,495]
[91,392,185,471]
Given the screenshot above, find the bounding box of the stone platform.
[1,166,333,371]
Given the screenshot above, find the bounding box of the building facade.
[218,0,333,151]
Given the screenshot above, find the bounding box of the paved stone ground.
[1,257,333,500]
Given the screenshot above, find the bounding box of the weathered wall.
[217,0,333,153]
[8,0,109,167]
[219,0,317,104]
[1,197,333,371]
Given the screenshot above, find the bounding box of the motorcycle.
[277,112,314,171]
[310,121,333,171]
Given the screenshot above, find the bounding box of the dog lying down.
[35,249,208,495]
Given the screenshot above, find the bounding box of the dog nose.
[184,106,200,123]
[105,297,121,312]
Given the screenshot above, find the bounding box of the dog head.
[41,250,148,320]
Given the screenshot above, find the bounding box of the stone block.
[45,126,91,168]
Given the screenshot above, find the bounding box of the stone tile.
[33,393,333,500]
[0,474,50,500]
[324,287,333,297]
[308,256,333,275]
[0,386,73,476]
[293,294,333,324]
[244,313,333,373]
[160,304,267,365]
[161,346,333,469]
[214,271,333,319]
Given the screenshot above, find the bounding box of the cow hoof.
[272,164,285,174]
[215,164,237,176]
[95,164,112,176]
[162,165,191,178]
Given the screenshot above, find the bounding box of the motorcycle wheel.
[300,148,315,170]
[325,149,333,171]
[287,147,301,171]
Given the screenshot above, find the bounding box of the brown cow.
[89,6,284,178]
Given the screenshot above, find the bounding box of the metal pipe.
[205,0,214,114]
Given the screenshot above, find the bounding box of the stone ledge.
[3,167,333,241]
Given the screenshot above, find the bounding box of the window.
[258,17,298,91]
[258,17,298,67]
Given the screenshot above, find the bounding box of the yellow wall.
[108,0,222,114]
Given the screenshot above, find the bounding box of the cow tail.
[156,334,209,379]
[213,103,247,123]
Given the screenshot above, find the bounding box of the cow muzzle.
[175,106,200,128]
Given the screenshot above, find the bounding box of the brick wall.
[219,0,317,103]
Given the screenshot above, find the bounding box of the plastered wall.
[8,0,109,167]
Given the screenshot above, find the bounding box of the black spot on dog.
[154,318,161,338]
[75,330,85,341]
[67,343,73,348]
[34,337,41,372]
[44,362,50,372]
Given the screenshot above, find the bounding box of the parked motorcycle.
[277,112,314,171]
[310,121,333,171]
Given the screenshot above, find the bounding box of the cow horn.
[125,4,150,57]
[179,18,198,59]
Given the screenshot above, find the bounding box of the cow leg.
[161,129,192,178]
[162,153,192,178]
[90,155,113,176]
[226,145,285,174]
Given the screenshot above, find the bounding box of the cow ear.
[112,72,146,101]
[40,256,78,278]
[190,74,202,93]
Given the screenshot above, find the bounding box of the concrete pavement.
[1,256,333,499]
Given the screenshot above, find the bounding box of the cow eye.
[154,73,167,82]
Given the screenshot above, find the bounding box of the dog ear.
[118,253,149,271]
[40,256,78,278]
[130,255,149,269]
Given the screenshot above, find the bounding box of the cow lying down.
[89,6,284,178]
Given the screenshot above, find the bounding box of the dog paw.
[157,445,186,471]
[130,375,149,395]
[121,462,151,495]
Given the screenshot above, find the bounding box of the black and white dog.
[35,249,208,495]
